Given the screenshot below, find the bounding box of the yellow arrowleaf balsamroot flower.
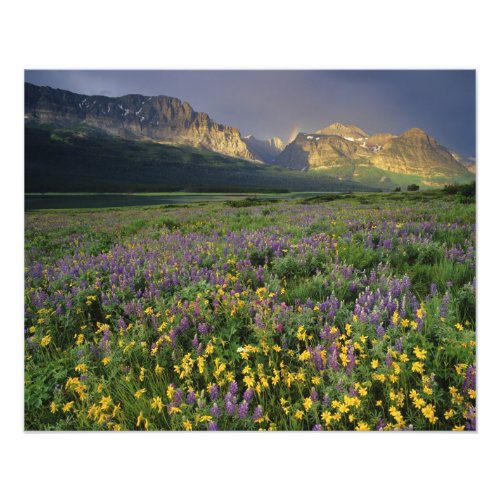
[295,409,304,420]
[452,425,465,431]
[421,404,438,424]
[102,357,110,366]
[296,325,307,341]
[100,395,112,411]
[413,346,427,360]
[355,421,370,431]
[40,335,52,347]
[62,401,74,413]
[321,411,333,426]
[444,409,455,420]
[183,420,193,431]
[303,397,313,412]
[50,402,58,414]
[411,362,425,374]
[135,388,146,399]
[151,396,164,413]
[371,359,379,369]
[455,323,464,331]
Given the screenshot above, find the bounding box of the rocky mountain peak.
[25,82,255,160]
[315,122,368,139]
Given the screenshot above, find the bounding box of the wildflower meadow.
[24,190,476,431]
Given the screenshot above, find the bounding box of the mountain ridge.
[275,121,474,187]
[25,82,256,160]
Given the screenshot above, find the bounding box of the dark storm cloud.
[25,69,476,157]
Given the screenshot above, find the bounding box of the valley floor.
[24,191,475,430]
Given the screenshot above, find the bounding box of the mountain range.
[25,83,475,191]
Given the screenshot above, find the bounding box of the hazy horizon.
[25,70,476,157]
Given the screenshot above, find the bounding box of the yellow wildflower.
[321,411,333,426]
[421,403,438,424]
[295,409,304,420]
[62,401,74,413]
[303,397,313,412]
[444,409,455,420]
[413,346,427,360]
[100,395,112,410]
[40,335,52,347]
[296,326,307,341]
[151,396,164,413]
[134,388,146,399]
[411,361,425,374]
[355,421,370,431]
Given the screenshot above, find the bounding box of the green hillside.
[25,125,379,193]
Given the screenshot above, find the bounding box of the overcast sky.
[25,70,476,157]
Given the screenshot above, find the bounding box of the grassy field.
[24,189,475,430]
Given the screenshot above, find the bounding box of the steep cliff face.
[25,83,255,160]
[242,135,285,163]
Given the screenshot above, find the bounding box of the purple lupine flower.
[243,388,254,402]
[346,343,356,375]
[430,283,438,296]
[439,291,450,318]
[173,389,184,406]
[376,419,386,431]
[385,352,393,368]
[310,387,319,402]
[312,424,323,431]
[465,406,476,431]
[312,347,324,371]
[225,399,236,416]
[198,323,209,336]
[376,325,385,339]
[186,391,196,405]
[383,239,393,250]
[209,384,219,401]
[210,403,221,418]
[462,365,476,394]
[322,394,331,407]
[192,335,199,349]
[179,316,189,332]
[394,337,403,353]
[252,405,264,422]
[208,421,218,431]
[238,400,249,419]
[229,381,238,396]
